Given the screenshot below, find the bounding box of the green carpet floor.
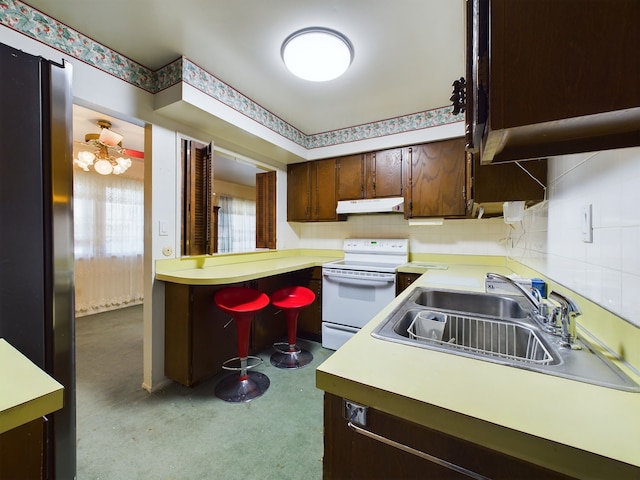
[75,305,333,479]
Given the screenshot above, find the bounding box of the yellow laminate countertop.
[0,339,64,434]
[316,264,640,479]
[155,250,341,285]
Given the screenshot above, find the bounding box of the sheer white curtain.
[73,173,144,316]
[217,195,256,253]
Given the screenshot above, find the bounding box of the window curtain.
[217,195,256,253]
[73,173,144,316]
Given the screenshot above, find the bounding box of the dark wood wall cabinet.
[164,268,321,387]
[337,149,403,201]
[403,139,467,219]
[467,0,640,164]
[471,154,547,216]
[287,159,343,222]
[323,392,572,480]
[288,137,546,221]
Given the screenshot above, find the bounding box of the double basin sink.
[371,287,639,392]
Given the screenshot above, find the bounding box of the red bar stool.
[269,286,316,369]
[213,287,270,402]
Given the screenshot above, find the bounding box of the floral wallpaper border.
[1,0,463,149]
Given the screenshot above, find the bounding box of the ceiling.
[26,0,465,185]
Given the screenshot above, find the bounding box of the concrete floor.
[75,305,332,479]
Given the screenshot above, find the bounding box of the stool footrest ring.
[221,355,263,372]
[272,341,301,354]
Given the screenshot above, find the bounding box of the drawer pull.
[347,420,490,480]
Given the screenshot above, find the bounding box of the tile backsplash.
[294,144,640,331]
[508,146,640,328]
[296,214,508,257]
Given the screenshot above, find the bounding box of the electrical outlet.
[582,204,593,243]
[344,400,368,427]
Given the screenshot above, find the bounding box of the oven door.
[322,267,396,329]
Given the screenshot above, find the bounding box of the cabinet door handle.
[347,420,490,480]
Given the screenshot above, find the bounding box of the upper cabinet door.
[406,138,467,218]
[287,162,311,221]
[337,154,364,201]
[312,158,339,221]
[366,148,403,198]
[469,0,640,163]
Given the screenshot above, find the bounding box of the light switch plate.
[582,204,593,243]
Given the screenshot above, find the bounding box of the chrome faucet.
[485,273,546,324]
[548,290,582,349]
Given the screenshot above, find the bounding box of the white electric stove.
[321,238,409,350]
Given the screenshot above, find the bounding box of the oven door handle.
[323,270,395,286]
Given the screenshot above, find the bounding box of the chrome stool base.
[215,371,270,403]
[270,342,313,369]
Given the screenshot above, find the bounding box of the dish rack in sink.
[407,312,555,366]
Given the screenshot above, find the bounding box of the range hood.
[336,197,404,214]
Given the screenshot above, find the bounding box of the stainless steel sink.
[372,287,640,392]
[412,288,529,319]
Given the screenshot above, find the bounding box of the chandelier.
[74,120,133,175]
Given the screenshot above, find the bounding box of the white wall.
[508,146,640,328]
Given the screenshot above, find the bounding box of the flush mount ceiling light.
[73,120,132,175]
[281,27,354,82]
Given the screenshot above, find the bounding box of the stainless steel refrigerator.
[0,42,76,479]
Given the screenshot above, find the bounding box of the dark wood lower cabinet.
[295,267,322,342]
[164,282,239,387]
[0,417,45,480]
[323,393,572,480]
[396,272,421,296]
[164,268,322,387]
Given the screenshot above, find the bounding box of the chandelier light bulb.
[93,159,114,175]
[112,157,132,175]
[78,150,95,164]
[282,27,353,82]
[73,150,96,171]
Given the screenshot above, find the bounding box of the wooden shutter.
[181,140,215,256]
[256,170,276,249]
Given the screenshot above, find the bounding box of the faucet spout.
[485,272,541,312]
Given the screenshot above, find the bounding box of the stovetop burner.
[323,238,409,273]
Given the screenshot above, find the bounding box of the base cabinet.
[164,268,321,386]
[294,267,323,342]
[396,272,421,296]
[164,282,239,387]
[323,393,571,480]
[0,417,45,480]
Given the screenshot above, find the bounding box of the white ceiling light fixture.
[73,120,133,175]
[281,27,354,82]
